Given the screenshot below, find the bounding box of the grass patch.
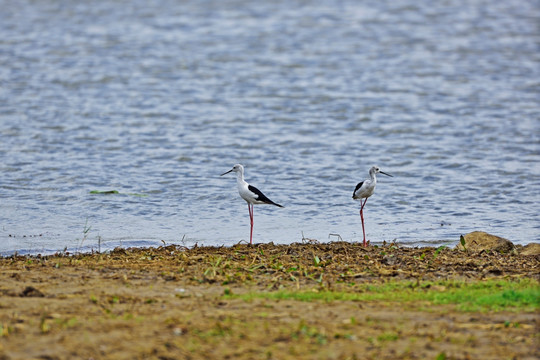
[90,190,147,197]
[225,279,539,312]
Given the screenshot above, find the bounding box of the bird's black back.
[352,181,364,198]
[248,185,283,207]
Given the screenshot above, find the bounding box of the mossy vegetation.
[226,279,539,312]
[90,190,147,197]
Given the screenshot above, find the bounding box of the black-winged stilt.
[221,164,283,245]
[352,166,393,247]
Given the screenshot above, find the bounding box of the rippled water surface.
[1,0,539,255]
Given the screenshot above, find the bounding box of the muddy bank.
[0,242,538,360]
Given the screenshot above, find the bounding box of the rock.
[382,255,398,265]
[519,243,540,256]
[456,231,514,252]
[20,286,45,297]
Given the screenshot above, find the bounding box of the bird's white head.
[221,164,244,176]
[370,166,393,177]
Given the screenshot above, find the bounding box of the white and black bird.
[352,166,393,247]
[221,164,283,245]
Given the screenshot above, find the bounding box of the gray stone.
[456,231,514,252]
[519,243,540,256]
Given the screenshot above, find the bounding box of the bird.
[221,164,283,245]
[352,166,393,247]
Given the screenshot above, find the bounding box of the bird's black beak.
[380,171,393,177]
[221,169,233,176]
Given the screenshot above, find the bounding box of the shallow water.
[1,0,539,255]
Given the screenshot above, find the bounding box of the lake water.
[1,0,539,255]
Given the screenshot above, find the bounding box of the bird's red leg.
[360,197,368,212]
[360,198,368,247]
[360,208,365,247]
[248,203,254,245]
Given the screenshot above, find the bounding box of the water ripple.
[0,0,539,255]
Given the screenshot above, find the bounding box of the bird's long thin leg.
[360,198,368,247]
[360,197,368,212]
[248,203,254,245]
[360,208,365,247]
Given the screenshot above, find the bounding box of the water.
[1,0,539,255]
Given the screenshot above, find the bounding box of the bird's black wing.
[248,185,284,207]
[352,181,364,198]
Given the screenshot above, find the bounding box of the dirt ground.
[0,242,538,360]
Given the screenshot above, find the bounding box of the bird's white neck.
[235,170,246,184]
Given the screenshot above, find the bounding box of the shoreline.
[1,242,538,359]
[2,237,539,259]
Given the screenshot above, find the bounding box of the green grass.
[90,190,147,197]
[225,279,539,312]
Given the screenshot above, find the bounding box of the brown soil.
[0,242,538,360]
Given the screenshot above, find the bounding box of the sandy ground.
[0,242,538,360]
